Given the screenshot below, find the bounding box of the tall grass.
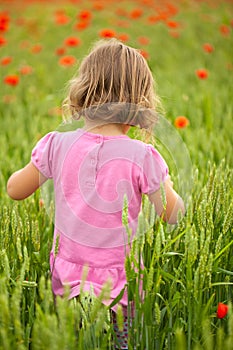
[0,0,233,349]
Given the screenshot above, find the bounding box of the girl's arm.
[148,176,185,225]
[7,162,47,200]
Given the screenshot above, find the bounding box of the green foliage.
[0,0,233,349]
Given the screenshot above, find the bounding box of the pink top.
[31,128,168,311]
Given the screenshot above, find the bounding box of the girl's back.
[31,127,168,307]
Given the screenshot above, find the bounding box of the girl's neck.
[84,123,130,136]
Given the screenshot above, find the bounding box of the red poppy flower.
[203,43,214,53]
[92,2,104,11]
[0,12,10,25]
[1,56,12,65]
[99,29,116,38]
[166,3,178,16]
[138,36,150,45]
[31,44,42,53]
[220,24,230,36]
[56,47,66,56]
[0,12,10,32]
[157,12,169,21]
[55,14,70,25]
[139,49,149,60]
[166,20,180,29]
[0,21,9,32]
[4,75,19,86]
[196,69,208,79]
[129,8,143,19]
[77,10,92,21]
[64,36,81,47]
[19,65,33,75]
[147,15,160,24]
[74,21,90,31]
[117,33,129,42]
[59,55,76,67]
[217,303,229,319]
[174,116,189,129]
[0,36,7,46]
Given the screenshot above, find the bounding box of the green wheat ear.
[116,304,124,332]
[222,202,233,235]
[54,233,60,257]
[122,193,132,245]
[122,194,129,228]
[160,181,167,210]
[1,250,10,282]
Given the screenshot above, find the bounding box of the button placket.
[85,138,103,188]
[96,135,103,144]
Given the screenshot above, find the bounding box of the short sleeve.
[139,145,169,194]
[31,132,57,179]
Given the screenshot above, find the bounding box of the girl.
[7,39,185,349]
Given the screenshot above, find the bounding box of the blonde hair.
[63,39,161,130]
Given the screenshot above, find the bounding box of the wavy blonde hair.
[63,39,161,130]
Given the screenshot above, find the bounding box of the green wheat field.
[0,0,233,349]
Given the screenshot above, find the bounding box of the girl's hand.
[148,176,185,225]
[7,162,47,200]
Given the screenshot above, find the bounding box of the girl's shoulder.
[37,128,83,145]
[130,137,159,154]
[131,138,167,168]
